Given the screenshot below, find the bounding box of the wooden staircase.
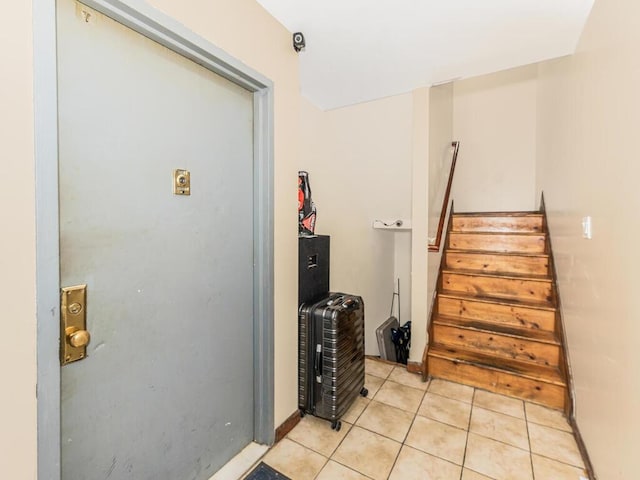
[427,210,568,410]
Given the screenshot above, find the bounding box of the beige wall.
[298,87,450,365]
[427,83,454,321]
[409,88,430,362]
[536,0,640,477]
[148,0,301,430]
[299,90,441,364]
[452,65,538,212]
[0,2,37,478]
[299,95,413,356]
[428,83,454,237]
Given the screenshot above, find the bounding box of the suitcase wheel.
[299,409,306,418]
[360,387,369,398]
[331,420,342,432]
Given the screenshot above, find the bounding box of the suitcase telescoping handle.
[314,344,322,383]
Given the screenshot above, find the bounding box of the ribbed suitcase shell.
[299,293,365,424]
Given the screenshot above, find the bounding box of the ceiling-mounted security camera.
[293,32,305,52]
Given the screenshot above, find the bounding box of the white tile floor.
[240,358,588,480]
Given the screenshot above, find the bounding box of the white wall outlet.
[582,216,592,239]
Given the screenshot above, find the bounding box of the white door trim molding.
[34,1,275,477]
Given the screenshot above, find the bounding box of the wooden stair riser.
[438,296,556,332]
[451,215,543,233]
[427,209,567,411]
[445,251,549,276]
[442,272,553,303]
[432,323,561,368]
[448,233,546,253]
[428,355,565,409]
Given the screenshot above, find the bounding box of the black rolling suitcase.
[298,292,368,431]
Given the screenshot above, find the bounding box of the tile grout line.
[262,366,390,479]
[390,371,431,479]
[472,394,528,420]
[310,455,330,480]
[287,375,581,479]
[312,414,392,480]
[278,434,330,479]
[424,388,475,406]
[527,418,574,433]
[294,363,583,480]
[328,457,376,480]
[287,404,572,477]
[353,420,406,444]
[316,366,532,480]
[379,378,429,395]
[383,375,428,479]
[463,428,536,453]
[384,406,419,478]
[317,366,393,480]
[285,433,333,462]
[525,403,589,472]
[401,378,429,445]
[524,401,536,480]
[529,451,590,471]
[459,387,477,480]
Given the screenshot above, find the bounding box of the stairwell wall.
[535,0,640,477]
[426,84,454,337]
[452,65,538,212]
[409,87,431,363]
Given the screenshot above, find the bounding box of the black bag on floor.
[391,321,411,365]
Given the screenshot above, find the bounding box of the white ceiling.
[256,0,594,110]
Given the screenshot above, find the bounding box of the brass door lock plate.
[173,169,191,195]
[61,284,91,366]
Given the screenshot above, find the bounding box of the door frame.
[34,1,275,477]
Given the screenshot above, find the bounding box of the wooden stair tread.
[445,251,550,276]
[428,344,565,386]
[448,232,547,254]
[442,268,552,282]
[429,208,567,410]
[446,249,549,259]
[433,314,560,345]
[453,211,542,218]
[448,231,545,237]
[439,291,556,311]
[438,294,556,332]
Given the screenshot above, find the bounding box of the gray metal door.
[57,1,255,478]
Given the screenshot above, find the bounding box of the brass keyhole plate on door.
[61,284,90,366]
[173,169,191,195]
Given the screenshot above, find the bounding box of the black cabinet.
[298,235,330,306]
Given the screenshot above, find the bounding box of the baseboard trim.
[421,346,429,382]
[366,355,423,377]
[407,361,423,376]
[569,416,597,479]
[274,409,301,443]
[365,354,397,366]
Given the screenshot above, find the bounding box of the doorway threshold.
[209,442,269,480]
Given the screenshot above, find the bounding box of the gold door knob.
[68,329,91,348]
